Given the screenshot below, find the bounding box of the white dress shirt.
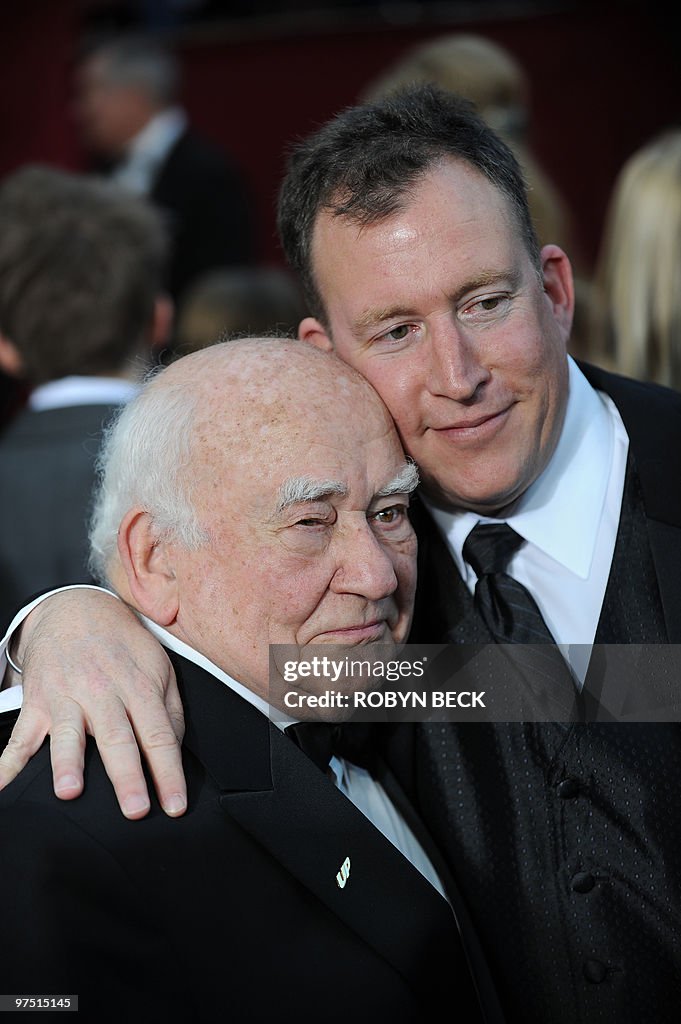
[110,107,187,196]
[427,357,629,684]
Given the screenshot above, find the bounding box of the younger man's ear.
[116,508,179,626]
[0,333,25,377]
[540,244,575,340]
[298,317,334,352]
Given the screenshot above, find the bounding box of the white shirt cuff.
[0,585,119,710]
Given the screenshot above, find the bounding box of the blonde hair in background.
[359,33,578,261]
[594,129,681,389]
[360,34,530,139]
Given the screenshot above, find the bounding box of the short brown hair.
[277,83,539,325]
[0,165,168,383]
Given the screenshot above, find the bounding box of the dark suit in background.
[0,403,120,632]
[147,128,256,304]
[72,38,258,310]
[0,370,25,432]
[0,650,485,1024]
[403,365,681,1024]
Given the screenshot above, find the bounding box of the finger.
[47,696,89,800]
[129,701,187,817]
[87,697,152,820]
[126,654,185,746]
[0,704,50,790]
[164,676,186,745]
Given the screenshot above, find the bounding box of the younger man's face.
[304,158,573,515]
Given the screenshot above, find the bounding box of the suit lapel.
[410,497,489,644]
[149,131,185,203]
[376,748,506,1024]
[580,362,681,641]
[172,653,468,1007]
[646,521,681,641]
[220,727,466,1000]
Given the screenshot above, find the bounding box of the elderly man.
[0,338,494,1021]
[2,85,681,1023]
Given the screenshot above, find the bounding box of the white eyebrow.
[274,461,419,515]
[375,461,420,498]
[275,477,348,513]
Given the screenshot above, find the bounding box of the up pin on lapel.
[336,856,351,889]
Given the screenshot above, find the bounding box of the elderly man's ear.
[115,509,179,626]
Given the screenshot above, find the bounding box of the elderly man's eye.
[372,505,408,525]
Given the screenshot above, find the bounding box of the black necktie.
[284,721,376,774]
[462,522,578,718]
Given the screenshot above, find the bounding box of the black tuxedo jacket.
[401,364,681,1024]
[0,651,491,1024]
[149,129,256,301]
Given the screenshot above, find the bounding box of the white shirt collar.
[427,357,613,581]
[141,616,298,732]
[28,376,140,412]
[125,106,187,167]
[111,107,187,194]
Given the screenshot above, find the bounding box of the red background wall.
[0,0,678,272]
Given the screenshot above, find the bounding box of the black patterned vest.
[410,459,681,1024]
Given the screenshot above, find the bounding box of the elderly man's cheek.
[277,530,331,557]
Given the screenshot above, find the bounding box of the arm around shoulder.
[0,586,187,819]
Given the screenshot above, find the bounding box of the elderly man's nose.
[330,523,398,599]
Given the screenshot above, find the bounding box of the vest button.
[557,777,580,799]
[571,871,596,893]
[583,959,608,984]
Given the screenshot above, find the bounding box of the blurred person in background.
[73,33,257,309]
[0,165,170,631]
[172,265,307,355]
[361,32,580,260]
[591,128,681,389]
[360,32,595,362]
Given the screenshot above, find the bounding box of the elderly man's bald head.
[165,335,395,458]
[162,334,371,395]
[89,337,418,693]
[90,338,401,579]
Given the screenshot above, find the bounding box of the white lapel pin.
[336,856,351,889]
